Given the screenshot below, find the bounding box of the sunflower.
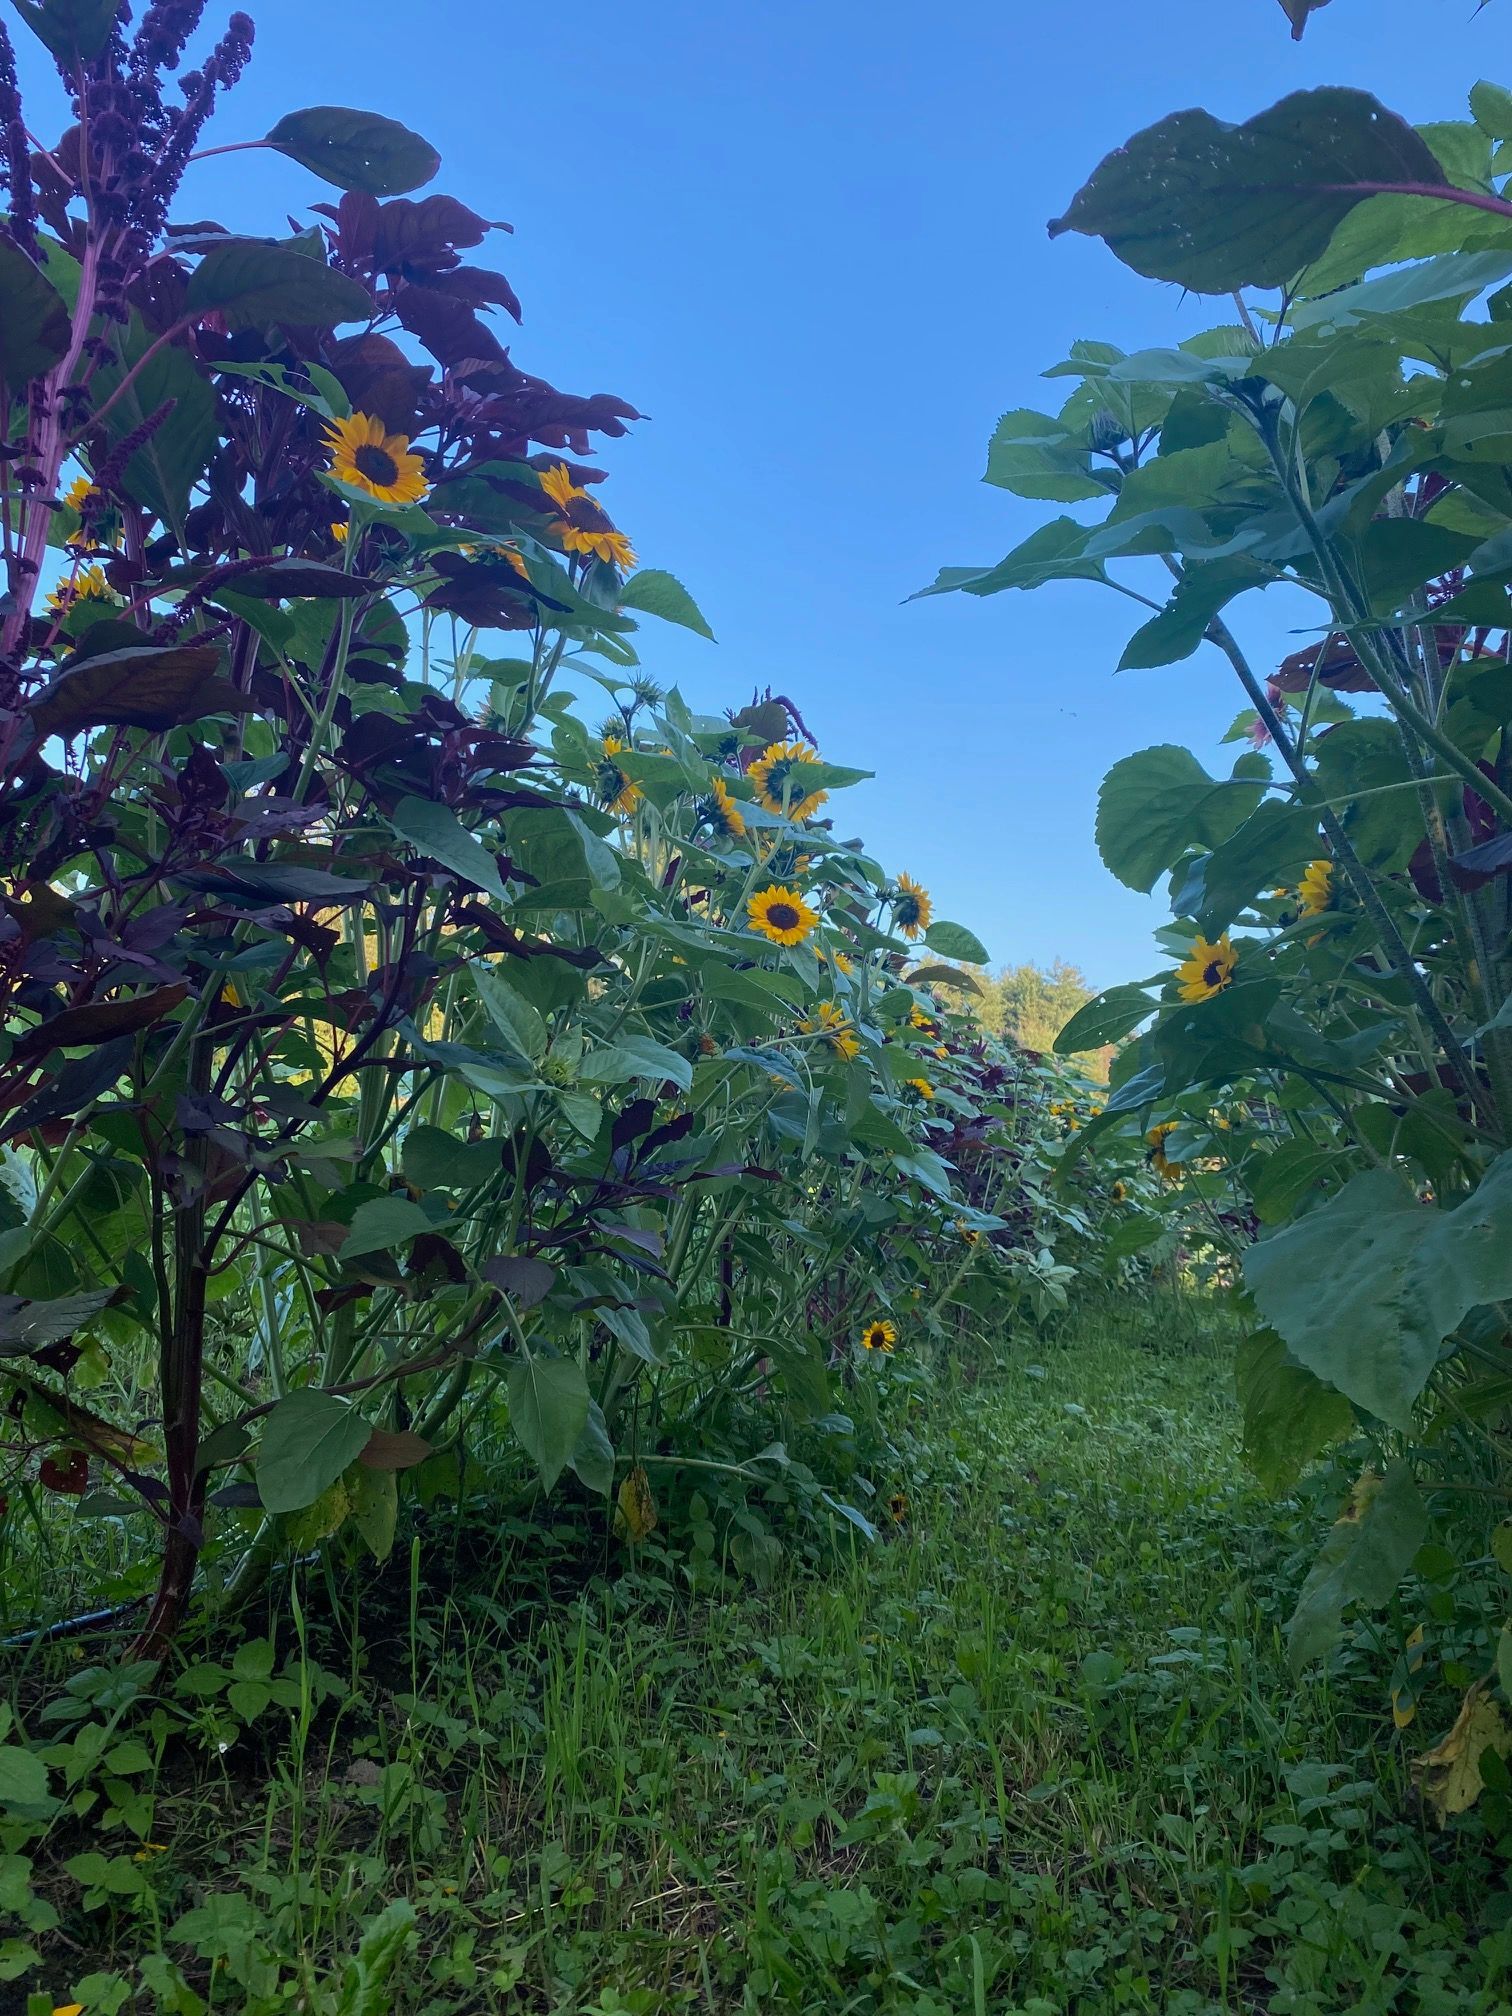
[749,740,828,821]
[893,872,933,941]
[702,775,747,840]
[330,519,349,544]
[539,462,636,570]
[909,1006,938,1035]
[887,1491,909,1524]
[906,1077,935,1101]
[859,1317,897,1354]
[596,735,642,818]
[1110,1180,1128,1204]
[1298,858,1334,917]
[46,562,113,617]
[748,883,819,947]
[1146,1123,1184,1181]
[955,1219,979,1245]
[323,411,430,506]
[831,949,854,976]
[799,999,859,1061]
[1175,933,1237,1003]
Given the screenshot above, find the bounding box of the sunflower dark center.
[354,442,399,486]
[767,901,800,930]
[1203,960,1224,987]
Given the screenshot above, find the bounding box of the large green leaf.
[1235,1329,1353,1496]
[185,241,373,332]
[924,921,989,965]
[617,569,715,641]
[1118,561,1266,672]
[1174,800,1321,935]
[1095,745,1267,893]
[507,1356,590,1492]
[387,796,507,901]
[0,242,71,390]
[12,0,117,62]
[1245,1157,1512,1427]
[579,1035,693,1092]
[265,108,440,196]
[982,407,1106,503]
[256,1391,372,1515]
[472,969,547,1065]
[1053,984,1156,1056]
[1287,1462,1426,1671]
[342,1196,432,1259]
[1050,88,1449,292]
[911,518,1108,599]
[91,322,216,528]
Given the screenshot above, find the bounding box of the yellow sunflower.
[906,1077,935,1101]
[1298,858,1334,918]
[749,740,828,821]
[887,1490,909,1523]
[799,999,860,1061]
[596,735,642,818]
[1110,1180,1128,1204]
[1175,933,1237,1003]
[703,774,747,840]
[748,883,819,946]
[46,562,113,616]
[539,462,636,570]
[859,1317,897,1354]
[330,519,349,544]
[1146,1123,1184,1181]
[893,872,933,941]
[955,1219,979,1245]
[324,411,430,506]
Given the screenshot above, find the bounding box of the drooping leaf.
[482,1255,557,1310]
[569,1400,615,1497]
[1235,1329,1353,1496]
[1053,984,1156,1055]
[1413,1685,1512,1826]
[265,107,441,196]
[506,1355,589,1492]
[1096,745,1267,893]
[387,795,507,901]
[616,1464,658,1541]
[11,984,187,1061]
[186,241,373,332]
[1118,561,1266,671]
[256,1391,373,1515]
[11,0,118,63]
[1245,1157,1512,1427]
[1050,88,1450,292]
[472,968,547,1064]
[0,1288,112,1356]
[1287,1462,1427,1670]
[911,517,1109,600]
[29,645,227,739]
[0,241,72,389]
[91,320,217,528]
[616,569,715,640]
[923,921,989,965]
[578,1035,693,1092]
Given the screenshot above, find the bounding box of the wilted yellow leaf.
[1411,1684,1512,1826]
[284,1478,350,1550]
[1392,1624,1426,1731]
[615,1465,657,1543]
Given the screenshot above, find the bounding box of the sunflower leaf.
[265,108,441,197]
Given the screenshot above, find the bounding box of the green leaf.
[401,1124,500,1194]
[1118,561,1265,671]
[342,1196,433,1259]
[11,0,117,63]
[1054,984,1155,1055]
[387,796,507,901]
[91,321,217,528]
[617,569,715,641]
[1291,249,1512,334]
[349,1466,397,1563]
[1249,1139,1352,1225]
[0,242,71,389]
[1050,88,1448,292]
[472,969,547,1064]
[1287,1462,1427,1670]
[1236,1329,1353,1496]
[911,518,1108,599]
[338,1899,417,2016]
[569,1400,615,1497]
[982,407,1106,503]
[1177,800,1321,935]
[256,1392,372,1515]
[265,107,441,196]
[1471,80,1512,142]
[1245,1156,1512,1427]
[185,241,373,332]
[578,1035,693,1093]
[924,921,988,965]
[0,1745,50,1809]
[507,1356,590,1492]
[1096,745,1266,893]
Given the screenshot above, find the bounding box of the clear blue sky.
[13,1,1503,984]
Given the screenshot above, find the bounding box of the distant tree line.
[966,960,1111,1078]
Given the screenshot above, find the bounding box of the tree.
[976,960,1104,1067]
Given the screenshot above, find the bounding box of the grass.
[11,1299,1512,2015]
